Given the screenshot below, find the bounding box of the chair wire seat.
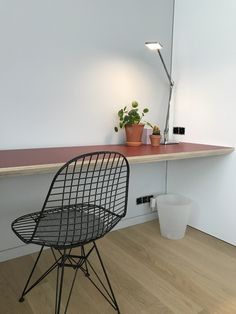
[11,151,130,314]
[12,203,121,249]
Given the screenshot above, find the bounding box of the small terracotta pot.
[149,134,161,146]
[125,124,144,146]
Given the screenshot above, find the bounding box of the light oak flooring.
[0,220,236,314]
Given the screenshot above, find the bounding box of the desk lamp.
[145,41,176,145]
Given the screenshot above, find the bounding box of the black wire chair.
[12,151,130,313]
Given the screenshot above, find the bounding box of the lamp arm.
[157,49,174,144]
[163,84,173,144]
[157,50,174,86]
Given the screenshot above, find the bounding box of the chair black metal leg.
[19,244,121,313]
[64,265,79,313]
[55,252,66,314]
[92,241,121,313]
[81,245,90,277]
[19,245,44,302]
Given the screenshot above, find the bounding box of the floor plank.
[0,220,236,314]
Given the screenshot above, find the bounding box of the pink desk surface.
[0,142,234,177]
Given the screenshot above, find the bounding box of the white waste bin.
[157,194,192,240]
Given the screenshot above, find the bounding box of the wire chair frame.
[12,151,130,249]
[11,151,130,313]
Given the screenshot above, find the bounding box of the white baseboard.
[114,212,158,230]
[0,243,41,263]
[0,212,158,263]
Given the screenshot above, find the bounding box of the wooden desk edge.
[0,147,234,178]
[129,147,234,164]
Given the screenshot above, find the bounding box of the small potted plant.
[147,122,161,146]
[114,101,149,146]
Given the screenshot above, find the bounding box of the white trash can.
[157,194,192,240]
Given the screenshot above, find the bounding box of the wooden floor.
[1,220,236,314]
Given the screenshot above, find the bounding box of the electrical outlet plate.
[136,197,142,205]
[173,127,185,135]
[136,195,154,205]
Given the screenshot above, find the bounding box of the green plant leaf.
[132,101,138,108]
[118,109,124,118]
[143,108,149,113]
[124,115,129,122]
[146,121,153,128]
[114,126,118,132]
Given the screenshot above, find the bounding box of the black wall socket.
[136,197,142,205]
[136,195,153,205]
[173,127,185,135]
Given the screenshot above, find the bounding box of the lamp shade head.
[145,42,163,51]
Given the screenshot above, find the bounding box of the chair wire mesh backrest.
[32,151,130,248]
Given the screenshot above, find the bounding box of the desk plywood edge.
[0,163,64,177]
[0,146,234,177]
[129,147,234,164]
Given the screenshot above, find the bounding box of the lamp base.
[161,140,180,145]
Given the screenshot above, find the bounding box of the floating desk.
[0,142,234,177]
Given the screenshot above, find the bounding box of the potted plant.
[114,101,149,146]
[147,122,161,146]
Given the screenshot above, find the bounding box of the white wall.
[0,0,174,149]
[171,0,236,245]
[0,0,174,260]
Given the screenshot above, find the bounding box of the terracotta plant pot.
[125,124,144,146]
[149,134,161,146]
